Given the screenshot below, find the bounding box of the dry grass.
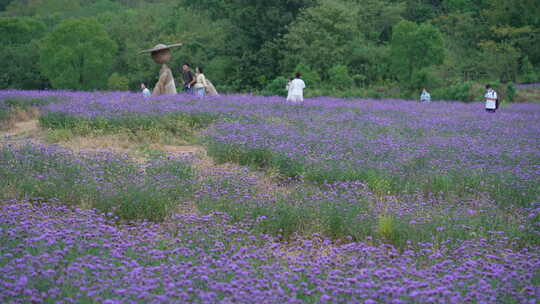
[0,119,42,141]
[515,88,540,103]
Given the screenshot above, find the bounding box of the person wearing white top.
[141,83,151,98]
[420,88,431,103]
[485,84,497,113]
[285,78,293,101]
[193,67,207,97]
[289,72,306,104]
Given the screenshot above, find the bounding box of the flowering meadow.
[1,90,540,303]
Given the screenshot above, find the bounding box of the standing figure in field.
[485,84,498,113]
[288,72,306,104]
[140,43,182,95]
[141,83,151,98]
[420,88,431,103]
[194,67,208,97]
[286,78,293,102]
[182,63,196,94]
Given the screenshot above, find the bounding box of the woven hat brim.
[139,43,183,54]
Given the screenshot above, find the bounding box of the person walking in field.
[485,84,498,113]
[194,67,208,97]
[420,88,431,103]
[288,73,306,104]
[182,63,196,94]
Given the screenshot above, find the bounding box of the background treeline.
[1,0,539,101]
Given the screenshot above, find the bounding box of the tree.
[107,73,129,91]
[352,0,404,42]
[0,17,47,89]
[39,18,117,90]
[0,16,45,44]
[478,41,520,82]
[328,65,353,89]
[294,63,321,88]
[390,21,445,85]
[283,0,358,80]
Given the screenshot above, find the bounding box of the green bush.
[432,81,473,102]
[261,76,288,96]
[294,63,321,88]
[506,83,516,102]
[107,73,129,91]
[328,65,353,89]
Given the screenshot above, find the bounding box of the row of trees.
[1,0,539,98]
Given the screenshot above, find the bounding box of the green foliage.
[0,0,538,97]
[294,63,320,88]
[283,0,357,79]
[506,83,516,102]
[327,65,353,89]
[0,17,47,89]
[262,76,288,97]
[390,20,445,86]
[39,111,219,144]
[0,16,45,44]
[432,81,473,102]
[39,18,117,90]
[107,73,129,91]
[479,41,520,83]
[521,56,538,83]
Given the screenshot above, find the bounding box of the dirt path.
[0,120,289,213]
[0,119,42,145]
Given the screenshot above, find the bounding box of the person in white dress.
[485,84,498,113]
[288,73,306,104]
[286,78,293,101]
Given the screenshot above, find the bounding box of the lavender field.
[1,90,540,303]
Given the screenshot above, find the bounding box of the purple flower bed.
[0,144,194,222]
[1,203,539,304]
[4,90,539,204]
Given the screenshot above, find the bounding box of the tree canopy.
[0,0,538,96]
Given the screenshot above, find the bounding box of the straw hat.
[139,43,182,54]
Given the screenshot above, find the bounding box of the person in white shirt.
[288,72,306,104]
[285,78,293,101]
[193,67,207,97]
[420,88,431,103]
[485,84,497,113]
[141,83,151,98]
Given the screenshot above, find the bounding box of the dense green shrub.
[432,81,473,102]
[328,65,354,89]
[107,73,129,91]
[261,76,288,96]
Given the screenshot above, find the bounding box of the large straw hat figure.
[140,43,182,95]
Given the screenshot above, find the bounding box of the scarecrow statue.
[140,43,182,95]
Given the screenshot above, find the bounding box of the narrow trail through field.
[0,120,289,215]
[0,119,41,144]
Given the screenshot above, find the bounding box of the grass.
[194,169,537,248]
[0,145,194,222]
[0,97,62,130]
[39,111,218,144]
[204,139,539,208]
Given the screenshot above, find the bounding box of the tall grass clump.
[0,144,194,221]
[39,112,218,143]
